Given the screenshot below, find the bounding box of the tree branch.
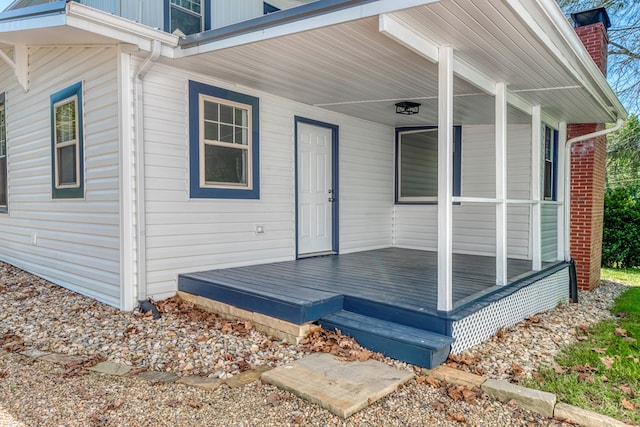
[608,41,640,60]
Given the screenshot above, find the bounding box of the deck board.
[180,248,549,315]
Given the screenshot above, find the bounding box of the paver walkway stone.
[224,365,271,388]
[136,371,180,383]
[87,362,132,376]
[261,352,414,418]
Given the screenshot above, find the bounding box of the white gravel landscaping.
[0,262,627,426]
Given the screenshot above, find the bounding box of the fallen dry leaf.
[615,328,628,337]
[591,347,608,354]
[462,389,477,404]
[600,356,615,370]
[446,412,467,423]
[266,392,281,407]
[511,362,523,374]
[447,386,464,401]
[554,365,565,374]
[187,400,201,409]
[622,399,637,410]
[623,337,637,343]
[431,401,446,412]
[619,384,635,396]
[577,373,595,383]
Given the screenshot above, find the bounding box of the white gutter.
[563,118,624,261]
[134,40,161,302]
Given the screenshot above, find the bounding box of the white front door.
[297,122,334,256]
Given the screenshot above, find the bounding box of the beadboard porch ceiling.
[164,0,624,127]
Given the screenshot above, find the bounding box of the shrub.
[602,187,640,268]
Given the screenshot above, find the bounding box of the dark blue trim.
[394,125,462,205]
[294,116,339,257]
[164,0,211,34]
[263,2,280,14]
[180,0,378,47]
[0,1,66,23]
[0,91,6,214]
[188,80,260,199]
[51,81,84,199]
[552,129,559,201]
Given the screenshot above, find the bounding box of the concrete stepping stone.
[261,352,414,418]
[136,371,180,383]
[224,366,272,388]
[39,353,86,367]
[19,349,51,359]
[176,376,223,391]
[87,362,132,376]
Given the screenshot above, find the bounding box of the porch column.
[437,45,454,312]
[531,105,542,271]
[557,121,567,260]
[495,82,508,286]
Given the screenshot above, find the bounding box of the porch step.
[178,273,343,325]
[318,310,454,369]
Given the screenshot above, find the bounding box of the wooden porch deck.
[180,248,553,315]
[178,248,565,368]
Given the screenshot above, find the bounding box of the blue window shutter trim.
[163,0,170,33]
[552,129,559,201]
[204,0,211,31]
[188,80,260,199]
[50,81,84,199]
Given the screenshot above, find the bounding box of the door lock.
[328,197,335,202]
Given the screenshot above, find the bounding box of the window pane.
[204,122,218,141]
[234,127,248,145]
[170,5,201,35]
[57,145,77,185]
[219,104,233,125]
[399,131,438,198]
[219,124,234,143]
[235,108,247,127]
[172,0,200,14]
[55,101,76,144]
[204,101,218,121]
[544,161,553,199]
[204,145,247,185]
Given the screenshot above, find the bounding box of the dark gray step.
[319,310,454,369]
[179,274,344,325]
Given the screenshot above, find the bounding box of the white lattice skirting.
[450,267,569,353]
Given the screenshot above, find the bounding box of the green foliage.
[607,115,640,192]
[602,187,640,268]
[523,287,640,423]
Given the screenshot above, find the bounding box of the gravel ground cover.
[0,262,628,426]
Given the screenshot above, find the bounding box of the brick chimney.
[567,8,611,290]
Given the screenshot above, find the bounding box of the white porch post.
[495,82,508,286]
[557,121,567,260]
[531,105,542,271]
[437,46,454,312]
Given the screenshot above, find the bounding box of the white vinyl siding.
[140,63,393,299]
[0,46,121,307]
[212,0,262,29]
[541,204,558,262]
[394,124,532,259]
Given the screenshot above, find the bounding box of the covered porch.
[179,248,568,368]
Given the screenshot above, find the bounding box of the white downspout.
[563,118,624,261]
[134,40,162,303]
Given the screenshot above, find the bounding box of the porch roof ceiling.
[162,0,625,127]
[0,0,626,128]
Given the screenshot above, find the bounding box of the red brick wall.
[568,21,608,290]
[574,23,608,75]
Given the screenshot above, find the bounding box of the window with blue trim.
[396,126,461,203]
[189,81,260,199]
[166,0,210,35]
[51,82,84,199]
[543,124,558,201]
[0,93,7,213]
